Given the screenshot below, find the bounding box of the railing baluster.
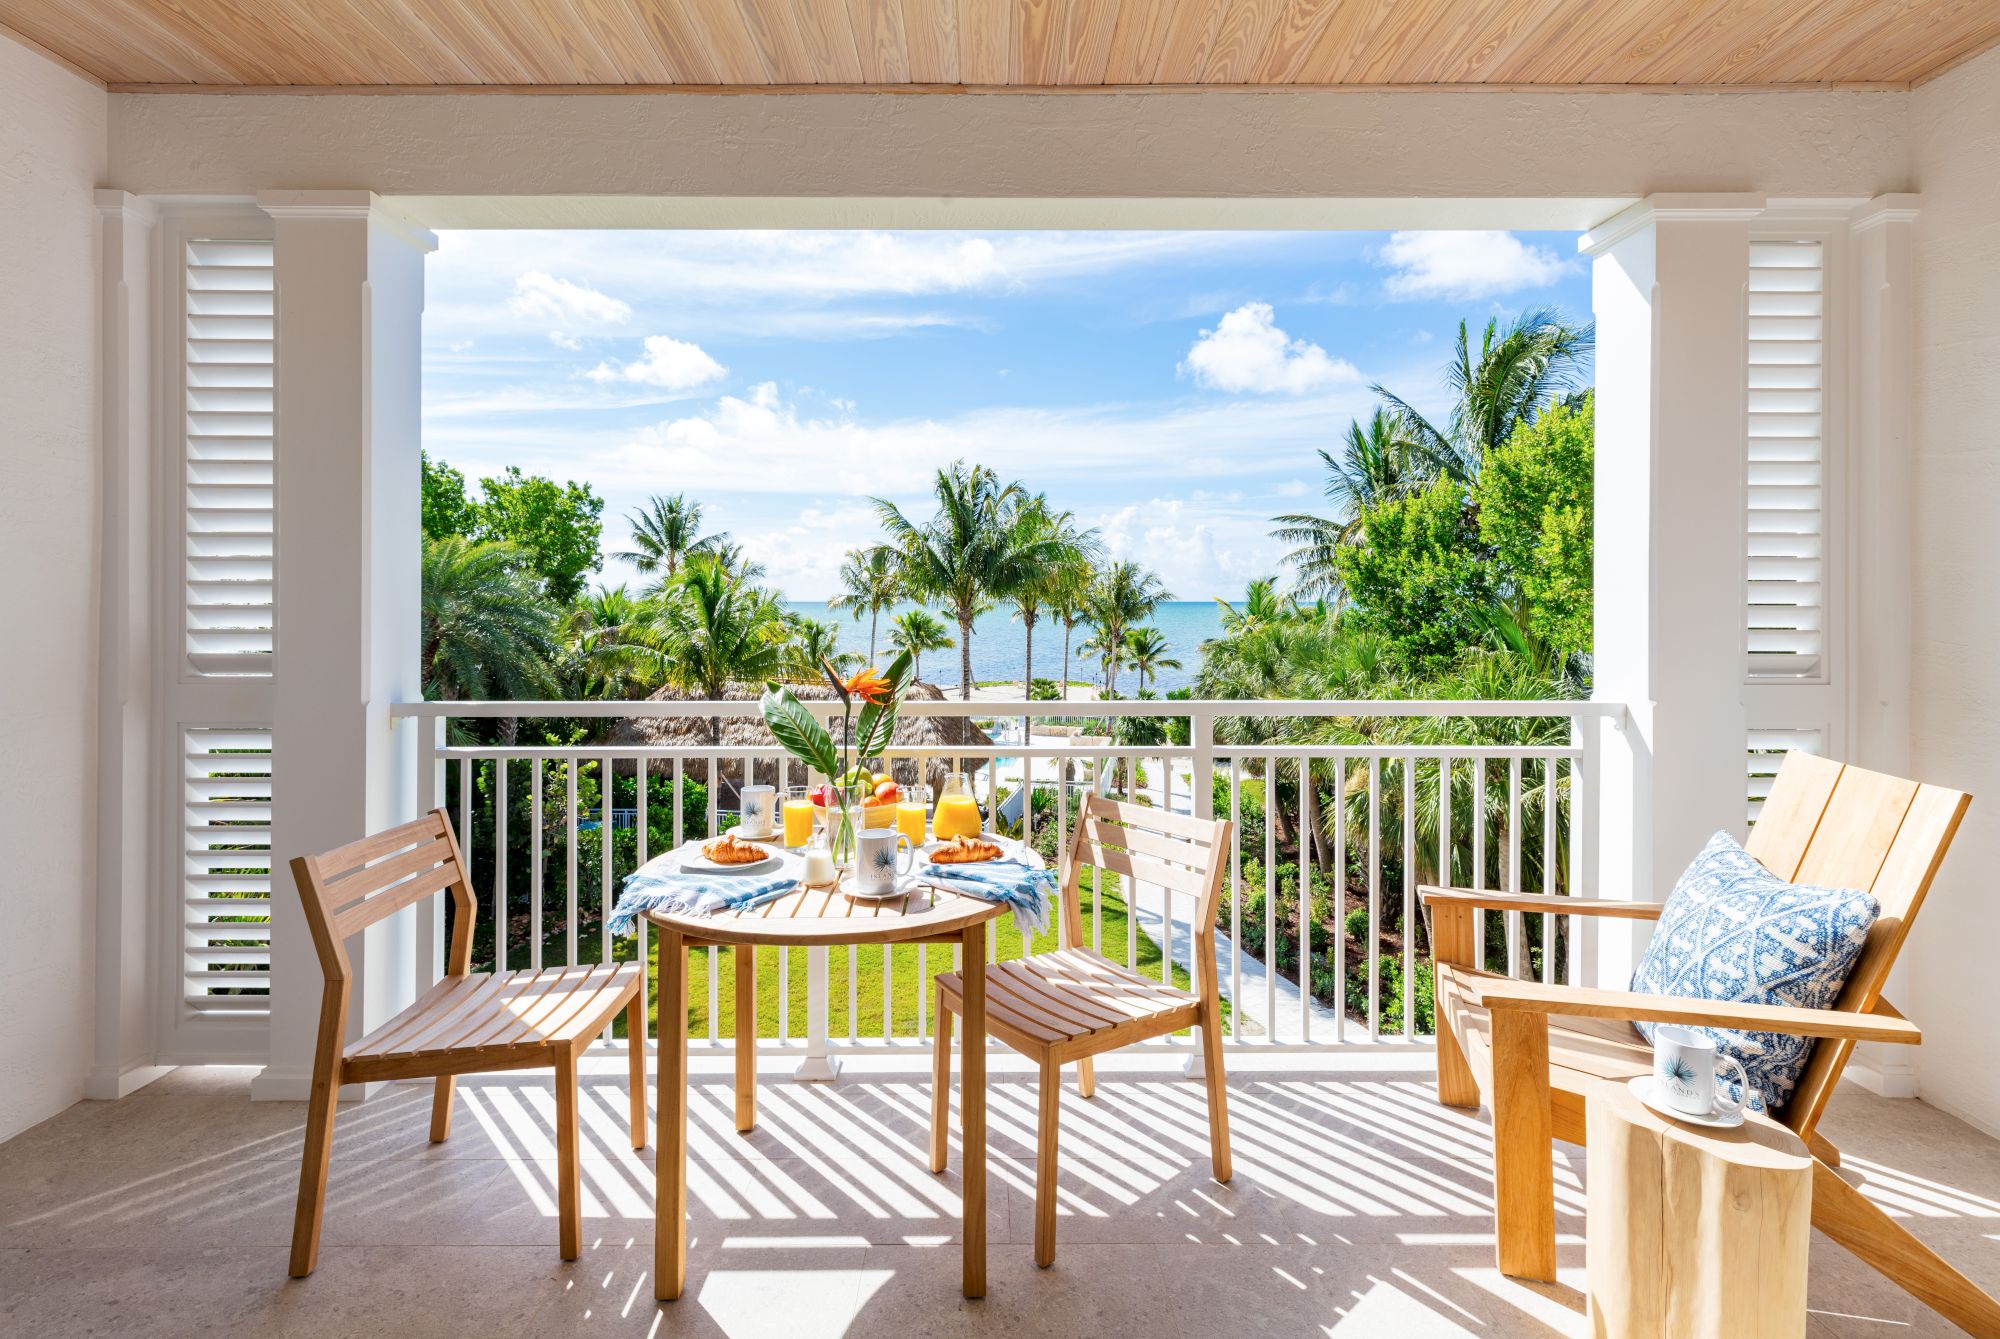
[636,756,648,1044]
[1332,754,1346,1045]
[1542,753,1558,986]
[1298,753,1312,1044]
[1263,754,1275,1043]
[566,758,579,968]
[1367,756,1381,1041]
[1507,756,1523,979]
[1402,753,1416,1040]
[495,757,507,976]
[531,758,543,972]
[600,759,613,975]
[1229,756,1242,1044]
[1473,757,1487,973]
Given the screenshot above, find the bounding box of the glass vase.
[827,783,865,869]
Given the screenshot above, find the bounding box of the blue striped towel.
[607,852,796,935]
[915,859,1054,938]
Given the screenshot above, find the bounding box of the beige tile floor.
[1,1056,1996,1338]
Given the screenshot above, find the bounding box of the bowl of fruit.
[808,769,902,830]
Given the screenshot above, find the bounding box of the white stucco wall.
[1906,46,2000,1136]
[0,42,107,1142]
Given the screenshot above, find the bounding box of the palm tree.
[1122,626,1181,695]
[563,584,661,699]
[650,553,788,744]
[1374,308,1594,480]
[1081,561,1171,696]
[695,538,765,583]
[828,546,902,662]
[1077,628,1125,695]
[619,494,714,578]
[873,461,1064,701]
[887,608,954,682]
[1002,495,1098,693]
[1045,551,1096,701]
[1272,408,1426,600]
[1212,577,1293,640]
[421,535,561,702]
[784,615,859,682]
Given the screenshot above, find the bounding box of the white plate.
[918,833,1012,864]
[843,873,923,902]
[678,842,782,876]
[1627,1075,1747,1129]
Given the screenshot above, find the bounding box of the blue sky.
[421,229,1590,600]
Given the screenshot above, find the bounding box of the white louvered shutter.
[185,239,276,675]
[183,728,273,1012]
[1745,727,1824,827]
[1745,239,1825,680]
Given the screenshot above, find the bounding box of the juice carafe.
[896,785,930,846]
[933,771,982,840]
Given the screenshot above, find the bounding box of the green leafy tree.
[887,608,954,682]
[1045,549,1097,701]
[421,451,476,540]
[828,546,902,663]
[1272,409,1426,600]
[1122,626,1181,695]
[618,494,715,578]
[421,535,561,702]
[651,554,789,744]
[1472,393,1594,667]
[1332,477,1497,672]
[1082,560,1171,695]
[473,466,604,604]
[563,584,662,700]
[873,461,1065,701]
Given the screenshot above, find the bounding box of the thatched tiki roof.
[602,681,992,796]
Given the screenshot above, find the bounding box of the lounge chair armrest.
[1464,973,1921,1045]
[1419,885,1667,920]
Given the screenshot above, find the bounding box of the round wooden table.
[644,850,1028,1302]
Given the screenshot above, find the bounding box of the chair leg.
[429,1076,455,1143]
[1076,1056,1096,1099]
[626,991,647,1150]
[554,1047,583,1261]
[930,993,953,1174]
[288,1052,342,1278]
[1035,1057,1061,1268]
[1813,1157,2000,1337]
[1199,1011,1232,1184]
[1489,1010,1557,1282]
[1435,1013,1481,1109]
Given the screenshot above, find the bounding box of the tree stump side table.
[1585,1077,1813,1339]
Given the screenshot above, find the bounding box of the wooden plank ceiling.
[4,0,1996,91]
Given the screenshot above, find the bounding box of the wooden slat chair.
[287,809,647,1277]
[1424,752,2000,1337]
[929,795,1235,1267]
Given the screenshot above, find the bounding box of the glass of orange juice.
[782,785,816,848]
[933,771,982,841]
[896,785,930,846]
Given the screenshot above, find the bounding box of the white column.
[1585,195,1764,986]
[88,192,173,1100]
[252,192,435,1102]
[1844,194,1922,1097]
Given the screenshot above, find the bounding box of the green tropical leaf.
[852,649,915,758]
[762,684,839,776]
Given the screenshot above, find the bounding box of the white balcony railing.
[390,699,1624,1065]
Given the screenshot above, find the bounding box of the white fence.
[390,699,1624,1065]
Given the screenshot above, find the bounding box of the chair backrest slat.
[292,808,476,983]
[1741,754,1971,1138]
[1062,796,1234,944]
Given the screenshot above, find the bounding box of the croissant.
[930,835,1003,864]
[703,832,769,865]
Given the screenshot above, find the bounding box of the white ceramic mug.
[1652,1024,1752,1119]
[739,784,777,838]
[853,828,916,895]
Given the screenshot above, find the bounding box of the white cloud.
[586,335,728,391]
[1090,497,1282,600]
[1374,231,1567,302]
[1180,303,1359,395]
[507,271,632,326]
[548,331,582,351]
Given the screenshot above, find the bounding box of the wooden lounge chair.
[287,809,647,1277]
[1424,752,2000,1337]
[929,795,1234,1267]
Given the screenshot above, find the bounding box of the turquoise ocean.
[782,601,1231,694]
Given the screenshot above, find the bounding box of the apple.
[810,784,831,807]
[874,780,899,803]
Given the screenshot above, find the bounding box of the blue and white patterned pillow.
[1630,831,1878,1111]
